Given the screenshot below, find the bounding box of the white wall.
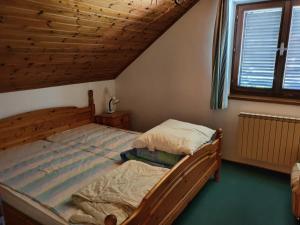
[116,0,218,130]
[116,0,300,161]
[0,80,115,119]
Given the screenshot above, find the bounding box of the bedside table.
[95,111,130,130]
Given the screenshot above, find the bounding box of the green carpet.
[174,161,296,225]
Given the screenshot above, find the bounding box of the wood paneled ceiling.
[0,0,199,93]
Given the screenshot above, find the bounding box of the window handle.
[278,42,287,56]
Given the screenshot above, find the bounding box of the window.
[231,0,300,99]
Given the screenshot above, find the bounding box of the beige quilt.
[69,160,169,225]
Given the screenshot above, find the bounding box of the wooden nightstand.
[95,111,130,130]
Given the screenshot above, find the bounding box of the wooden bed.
[0,90,223,225]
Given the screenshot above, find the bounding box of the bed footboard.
[106,129,223,225]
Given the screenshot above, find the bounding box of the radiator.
[237,112,300,173]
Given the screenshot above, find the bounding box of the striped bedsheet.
[47,123,140,161]
[0,126,139,223]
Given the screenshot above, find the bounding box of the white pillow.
[133,119,215,155]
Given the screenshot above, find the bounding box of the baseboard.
[221,158,290,175]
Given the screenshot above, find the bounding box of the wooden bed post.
[214,128,223,182]
[105,214,117,225]
[88,90,96,122]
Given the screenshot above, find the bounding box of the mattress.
[0,125,139,225]
[47,123,141,159]
[0,140,69,225]
[0,185,68,225]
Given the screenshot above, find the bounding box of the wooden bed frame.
[0,90,223,225]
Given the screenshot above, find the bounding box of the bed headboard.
[0,90,96,150]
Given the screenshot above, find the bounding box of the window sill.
[229,94,300,106]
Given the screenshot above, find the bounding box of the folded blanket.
[120,148,183,168]
[70,160,169,225]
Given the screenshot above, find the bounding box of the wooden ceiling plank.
[0,5,163,31]
[0,30,154,47]
[0,39,146,51]
[2,0,160,23]
[0,23,157,44]
[0,13,159,35]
